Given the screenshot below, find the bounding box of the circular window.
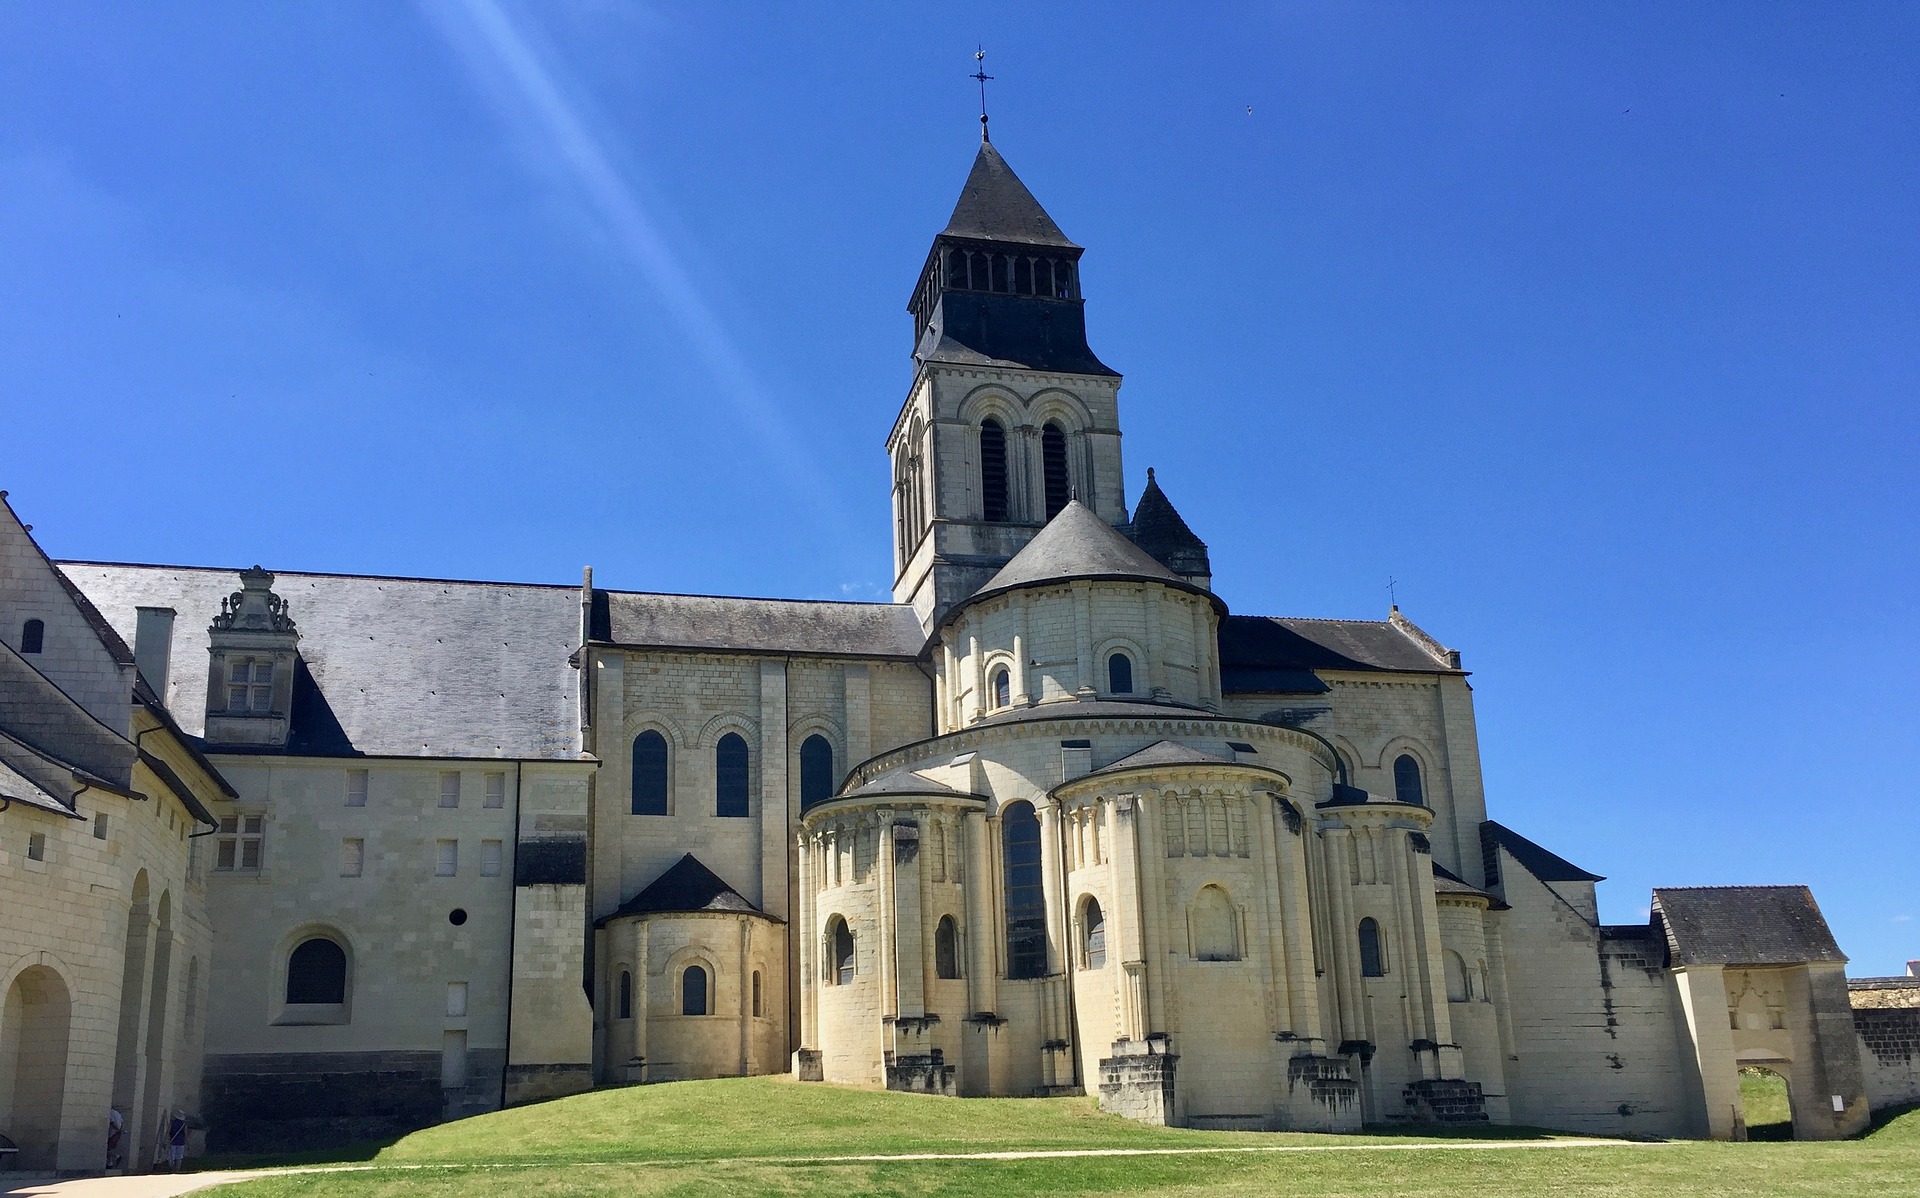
[448,908,468,926]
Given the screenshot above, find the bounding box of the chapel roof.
[597,854,771,925]
[839,762,980,801]
[941,140,1079,248]
[1482,820,1607,884]
[1088,739,1235,776]
[968,500,1198,610]
[592,590,923,660]
[1432,862,1499,903]
[1218,614,1456,683]
[1125,469,1211,579]
[63,562,584,760]
[1652,885,1846,968]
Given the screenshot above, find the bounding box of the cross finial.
[971,47,993,142]
[1387,577,1399,610]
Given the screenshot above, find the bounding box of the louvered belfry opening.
[1042,423,1070,518]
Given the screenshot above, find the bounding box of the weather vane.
[971,46,993,142]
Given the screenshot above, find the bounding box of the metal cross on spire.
[971,46,993,142]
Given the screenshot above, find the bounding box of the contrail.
[420,0,860,566]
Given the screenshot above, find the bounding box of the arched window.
[946,249,968,289]
[800,735,834,810]
[715,733,750,818]
[1358,918,1387,978]
[1052,259,1075,299]
[1013,256,1034,294]
[1107,652,1133,695]
[286,937,347,1005]
[1191,886,1239,961]
[1444,950,1471,1003]
[751,970,762,1018]
[979,419,1009,522]
[681,965,708,1015]
[991,668,1011,709]
[631,730,668,815]
[1002,801,1047,978]
[20,619,44,655]
[617,969,633,1019]
[935,915,961,979]
[1393,754,1425,807]
[1080,896,1107,969]
[1041,423,1070,519]
[828,916,855,985]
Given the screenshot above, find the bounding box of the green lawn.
[1740,1068,1792,1141]
[202,1078,1920,1198]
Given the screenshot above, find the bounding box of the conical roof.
[596,853,768,925]
[942,140,1079,248]
[978,500,1181,596]
[1126,468,1211,578]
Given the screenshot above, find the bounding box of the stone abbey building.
[5,133,1916,1170]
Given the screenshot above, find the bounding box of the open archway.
[1739,1065,1793,1141]
[1,965,74,1169]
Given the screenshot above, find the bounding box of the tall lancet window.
[1002,801,1047,978]
[1393,755,1425,807]
[1042,423,1070,518]
[980,419,1009,522]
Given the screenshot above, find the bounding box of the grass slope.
[207,1080,1920,1198]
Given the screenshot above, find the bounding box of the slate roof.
[1482,820,1606,883]
[596,854,771,925]
[840,763,978,801]
[63,563,584,760]
[1219,615,1453,685]
[1652,886,1846,967]
[974,697,1234,731]
[1087,739,1235,777]
[1432,862,1498,903]
[0,641,137,793]
[941,140,1078,248]
[1125,469,1211,579]
[964,501,1214,618]
[593,590,923,660]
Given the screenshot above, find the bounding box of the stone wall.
[1852,981,1920,1109]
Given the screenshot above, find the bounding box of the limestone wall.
[0,760,209,1171]
[198,757,522,1147]
[1490,855,1695,1137]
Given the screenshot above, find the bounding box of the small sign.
[1831,1094,1845,1113]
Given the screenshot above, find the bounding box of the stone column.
[1674,965,1739,1139]
[1253,794,1293,1034]
[631,919,650,1073]
[796,830,817,1050]
[965,809,995,1011]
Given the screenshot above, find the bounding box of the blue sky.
[4,3,1915,971]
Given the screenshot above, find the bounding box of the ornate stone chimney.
[204,566,299,748]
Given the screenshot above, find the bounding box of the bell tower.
[889,133,1128,627]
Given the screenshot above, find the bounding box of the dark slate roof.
[942,140,1078,248]
[966,501,1209,615]
[840,763,978,801]
[1219,615,1452,684]
[0,750,75,817]
[1125,469,1210,579]
[914,296,1119,378]
[1482,821,1606,883]
[1089,739,1235,776]
[63,563,584,760]
[597,854,770,925]
[593,589,924,660]
[976,696,1225,730]
[1653,886,1846,967]
[0,642,137,791]
[1432,862,1497,902]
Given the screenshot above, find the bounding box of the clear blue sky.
[4,4,1915,971]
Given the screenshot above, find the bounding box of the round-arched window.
[935,915,961,980]
[1081,896,1107,969]
[1393,755,1425,807]
[1107,652,1133,695]
[286,937,346,1005]
[992,668,1011,709]
[828,916,855,986]
[1359,917,1387,978]
[681,965,709,1016]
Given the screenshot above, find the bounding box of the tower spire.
[971,47,993,142]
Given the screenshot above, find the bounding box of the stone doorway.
[1,965,75,1169]
[1738,1065,1793,1141]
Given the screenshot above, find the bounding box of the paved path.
[2,1136,1663,1198]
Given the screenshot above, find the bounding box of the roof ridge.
[60,559,582,591]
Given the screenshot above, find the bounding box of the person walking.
[106,1107,124,1171]
[165,1110,188,1172]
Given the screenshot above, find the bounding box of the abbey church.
[4,133,1915,1171]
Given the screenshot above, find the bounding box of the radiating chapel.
[5,130,1914,1170]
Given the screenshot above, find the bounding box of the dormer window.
[227,659,276,713]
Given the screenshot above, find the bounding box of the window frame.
[680,964,711,1016]
[277,933,352,1025]
[1106,651,1133,695]
[214,811,266,873]
[799,735,835,811]
[1393,754,1426,807]
[827,916,855,986]
[715,733,751,819]
[1358,917,1388,978]
[631,730,670,815]
[1001,801,1048,979]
